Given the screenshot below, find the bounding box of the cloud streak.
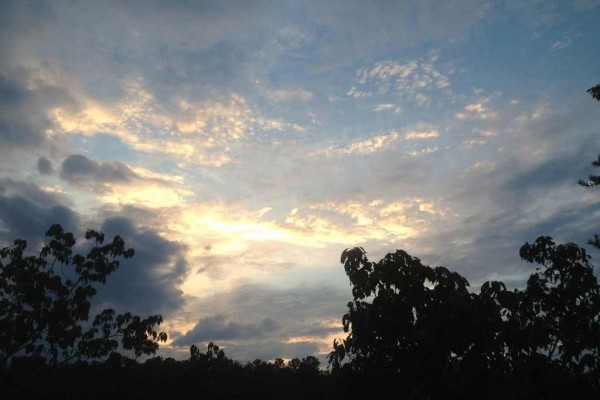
[174,314,281,345]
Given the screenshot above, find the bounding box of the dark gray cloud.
[0,73,74,151]
[174,283,350,362]
[60,154,138,185]
[0,184,187,331]
[93,216,186,316]
[37,157,54,175]
[0,179,79,245]
[1,1,272,107]
[404,148,600,290]
[0,76,47,151]
[505,154,590,195]
[174,314,280,345]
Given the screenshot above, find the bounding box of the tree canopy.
[329,240,600,399]
[0,224,167,367]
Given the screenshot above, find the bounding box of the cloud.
[169,283,350,362]
[51,83,304,167]
[322,131,399,155]
[455,102,498,121]
[93,215,187,316]
[57,154,193,208]
[174,314,281,345]
[404,130,439,140]
[551,30,580,50]
[0,179,80,245]
[373,103,400,112]
[174,196,448,260]
[0,74,72,155]
[60,154,137,184]
[0,181,189,324]
[404,100,600,288]
[351,53,451,106]
[304,197,446,237]
[302,0,489,70]
[37,157,54,175]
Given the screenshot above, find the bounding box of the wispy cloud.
[373,103,401,113]
[174,314,281,345]
[320,131,399,156]
[551,29,580,50]
[404,130,439,140]
[265,87,314,102]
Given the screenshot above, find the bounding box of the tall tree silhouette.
[0,224,167,367]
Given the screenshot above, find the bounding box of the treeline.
[3,343,333,400]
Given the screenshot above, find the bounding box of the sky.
[0,0,599,364]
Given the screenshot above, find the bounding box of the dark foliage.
[329,240,600,399]
[577,155,600,188]
[588,84,600,102]
[2,342,330,400]
[0,224,167,367]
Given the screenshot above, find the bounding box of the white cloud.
[404,130,439,140]
[321,131,399,156]
[551,30,580,50]
[50,79,305,167]
[373,103,397,112]
[346,86,372,98]
[455,102,498,121]
[407,147,439,156]
[252,117,305,133]
[350,53,451,106]
[552,39,572,50]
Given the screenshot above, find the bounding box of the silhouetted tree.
[0,224,167,367]
[517,237,599,375]
[330,243,600,399]
[298,355,321,372]
[329,247,490,398]
[189,341,226,362]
